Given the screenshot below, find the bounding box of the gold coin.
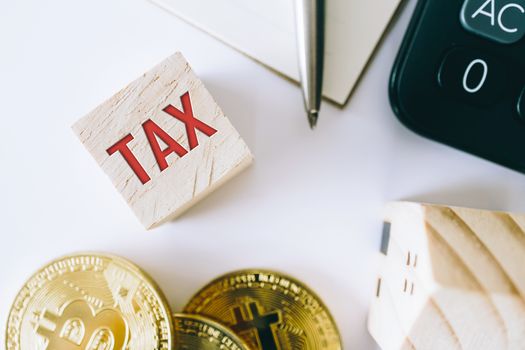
[184,269,342,350]
[173,313,250,350]
[6,253,173,350]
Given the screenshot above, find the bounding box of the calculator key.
[438,47,507,105]
[461,0,525,44]
[518,86,525,119]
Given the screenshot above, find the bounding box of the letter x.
[162,92,217,150]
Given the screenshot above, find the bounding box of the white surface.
[1,1,525,349]
[149,0,401,105]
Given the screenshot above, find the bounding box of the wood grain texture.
[368,202,525,350]
[72,53,253,229]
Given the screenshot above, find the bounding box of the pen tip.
[307,110,318,129]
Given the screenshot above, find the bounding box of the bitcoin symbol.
[36,300,127,350]
[231,302,282,350]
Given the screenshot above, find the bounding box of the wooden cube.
[369,202,525,350]
[73,53,253,229]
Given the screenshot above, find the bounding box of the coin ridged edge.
[5,252,174,350]
[183,268,342,347]
[173,313,251,349]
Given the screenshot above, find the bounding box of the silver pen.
[295,0,325,129]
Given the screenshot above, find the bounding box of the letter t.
[107,134,151,184]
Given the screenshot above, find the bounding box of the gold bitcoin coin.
[173,313,250,350]
[184,270,342,350]
[6,253,173,350]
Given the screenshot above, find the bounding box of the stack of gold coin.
[184,269,342,350]
[6,255,342,350]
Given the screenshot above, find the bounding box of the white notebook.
[150,0,402,106]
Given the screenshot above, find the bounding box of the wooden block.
[72,53,253,229]
[368,202,525,350]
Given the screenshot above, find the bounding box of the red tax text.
[106,92,218,184]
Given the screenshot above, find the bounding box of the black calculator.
[390,0,525,173]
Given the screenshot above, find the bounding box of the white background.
[1,1,525,349]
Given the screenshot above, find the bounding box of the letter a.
[142,119,188,172]
[472,0,495,25]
